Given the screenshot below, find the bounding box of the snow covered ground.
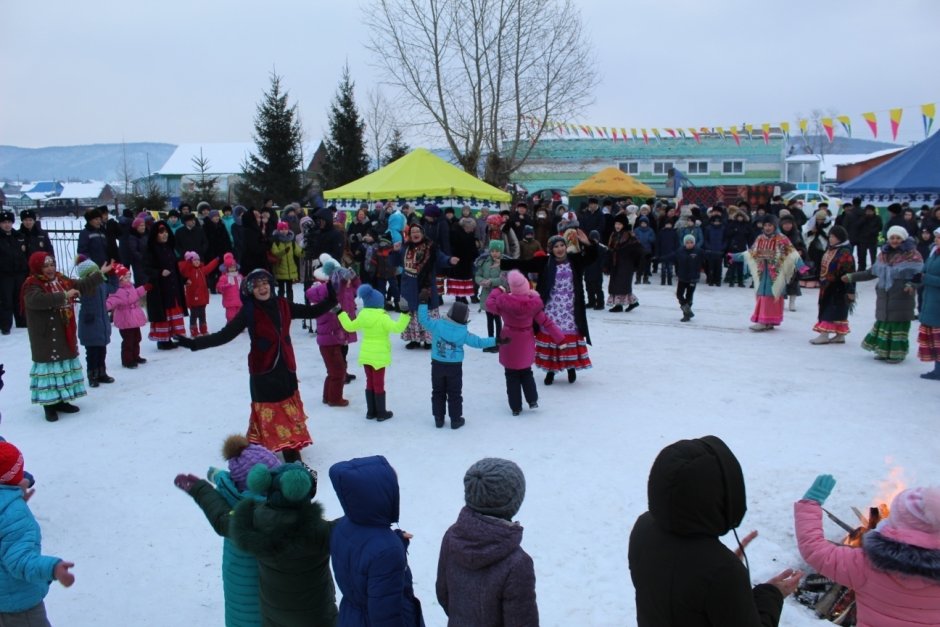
[0,277,936,626]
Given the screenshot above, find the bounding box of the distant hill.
[0,143,176,182]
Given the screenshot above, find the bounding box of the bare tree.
[115,141,136,202]
[366,0,596,187]
[364,88,396,170]
[795,108,840,156]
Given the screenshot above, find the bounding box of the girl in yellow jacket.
[271,221,302,302]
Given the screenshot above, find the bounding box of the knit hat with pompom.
[223,434,279,492]
[247,462,317,509]
[74,254,99,279]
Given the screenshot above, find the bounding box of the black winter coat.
[629,436,784,627]
[0,229,27,276]
[501,244,598,344]
[606,232,643,296]
[174,223,209,260]
[144,222,188,321]
[18,224,53,259]
[204,219,233,263]
[855,214,883,246]
[125,231,149,286]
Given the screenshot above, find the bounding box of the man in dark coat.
[99,205,122,263]
[174,212,209,260]
[577,197,608,241]
[628,435,802,627]
[307,206,345,263]
[17,210,54,259]
[0,210,28,332]
[76,207,109,265]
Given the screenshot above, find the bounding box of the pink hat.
[507,270,530,295]
[878,487,940,550]
[184,251,200,262]
[223,252,236,267]
[276,220,289,231]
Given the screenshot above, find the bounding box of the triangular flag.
[677,128,686,139]
[620,128,628,142]
[595,126,606,138]
[837,115,852,138]
[922,103,935,137]
[729,128,741,146]
[715,126,726,140]
[665,128,677,138]
[780,122,790,141]
[581,125,594,138]
[611,128,618,141]
[890,108,903,141]
[688,128,701,143]
[761,123,770,144]
[651,128,662,141]
[799,119,808,137]
[631,128,639,141]
[822,118,835,142]
[744,124,754,140]
[862,113,877,138]
[641,129,649,144]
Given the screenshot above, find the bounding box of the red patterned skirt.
[534,331,592,372]
[148,305,186,342]
[246,390,313,453]
[446,277,475,296]
[918,324,940,362]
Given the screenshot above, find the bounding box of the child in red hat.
[106,263,149,368]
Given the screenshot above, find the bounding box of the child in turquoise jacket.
[417,289,500,429]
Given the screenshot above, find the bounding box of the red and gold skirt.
[246,390,313,453]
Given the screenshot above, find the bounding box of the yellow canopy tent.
[323,148,511,204]
[568,167,655,198]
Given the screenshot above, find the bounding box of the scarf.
[744,233,800,297]
[872,239,923,291]
[20,271,78,355]
[403,239,431,275]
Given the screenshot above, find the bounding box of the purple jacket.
[436,507,538,627]
[306,278,360,346]
[485,288,563,370]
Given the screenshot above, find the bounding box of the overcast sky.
[2,0,937,148]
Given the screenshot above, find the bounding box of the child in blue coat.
[0,442,74,624]
[417,289,498,428]
[74,255,115,387]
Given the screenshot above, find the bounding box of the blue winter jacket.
[702,222,727,255]
[0,486,61,613]
[76,226,108,266]
[78,280,113,347]
[674,246,705,283]
[634,224,656,254]
[329,456,424,627]
[656,228,680,262]
[417,304,495,363]
[920,250,940,327]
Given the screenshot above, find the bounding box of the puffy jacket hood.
[447,506,524,571]
[494,291,543,323]
[329,455,399,527]
[647,435,746,537]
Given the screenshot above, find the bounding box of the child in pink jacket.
[795,475,940,626]
[485,270,564,416]
[216,253,244,323]
[105,263,149,368]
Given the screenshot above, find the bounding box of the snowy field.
[0,277,936,626]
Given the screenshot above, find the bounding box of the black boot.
[282,448,301,463]
[87,368,99,388]
[374,392,394,421]
[626,302,640,312]
[97,369,115,384]
[405,341,421,350]
[434,416,445,428]
[660,276,666,286]
[680,304,692,322]
[567,368,577,383]
[365,390,377,420]
[608,304,624,313]
[344,372,356,384]
[544,371,555,385]
[450,416,465,430]
[43,406,59,422]
[52,401,80,413]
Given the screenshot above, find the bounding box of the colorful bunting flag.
[744,124,754,140]
[620,128,628,142]
[595,126,606,138]
[837,115,852,138]
[715,126,726,140]
[665,128,677,138]
[652,128,662,141]
[611,128,618,141]
[729,128,741,146]
[862,112,877,138]
[761,123,770,145]
[799,119,808,138]
[822,118,835,142]
[580,125,594,138]
[890,108,903,141]
[641,129,649,144]
[688,128,701,143]
[631,128,638,141]
[780,122,790,141]
[922,103,936,137]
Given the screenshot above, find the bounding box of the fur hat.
[829,225,849,243]
[196,201,211,213]
[557,211,579,232]
[223,434,280,492]
[507,270,530,295]
[183,251,200,262]
[0,443,24,487]
[313,253,340,282]
[19,209,37,221]
[814,209,829,222]
[458,217,476,230]
[446,301,470,325]
[0,210,14,223]
[488,239,504,253]
[73,254,99,279]
[182,212,197,223]
[28,252,53,275]
[683,234,696,245]
[626,204,639,214]
[357,283,385,309]
[464,458,526,520]
[208,210,220,220]
[778,209,792,219]
[877,487,940,550]
[887,225,910,241]
[247,462,317,509]
[613,214,629,228]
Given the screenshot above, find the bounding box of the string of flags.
[526,103,936,145]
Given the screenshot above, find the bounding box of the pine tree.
[183,148,219,207]
[321,65,369,190]
[382,128,410,166]
[239,72,308,207]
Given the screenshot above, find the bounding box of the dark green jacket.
[230,498,337,627]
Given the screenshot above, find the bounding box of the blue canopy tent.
[841,132,940,204]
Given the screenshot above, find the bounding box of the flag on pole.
[822,118,835,142]
[889,108,903,141]
[780,122,790,141]
[922,103,936,137]
[761,123,770,144]
[837,115,852,137]
[799,119,808,138]
[862,112,877,138]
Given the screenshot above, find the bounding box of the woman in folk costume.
[730,215,807,331]
[173,269,337,462]
[843,225,924,363]
[502,229,596,385]
[809,225,857,345]
[144,220,188,349]
[20,252,111,421]
[399,224,458,349]
[917,227,940,380]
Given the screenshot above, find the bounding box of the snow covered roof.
[20,181,60,193]
[155,141,320,176]
[57,181,110,200]
[21,191,51,200]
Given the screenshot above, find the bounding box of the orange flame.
[874,458,908,508]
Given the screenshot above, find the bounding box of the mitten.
[798,265,810,275]
[174,473,200,493]
[143,283,154,292]
[172,335,195,350]
[418,288,431,305]
[803,474,836,504]
[331,303,343,315]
